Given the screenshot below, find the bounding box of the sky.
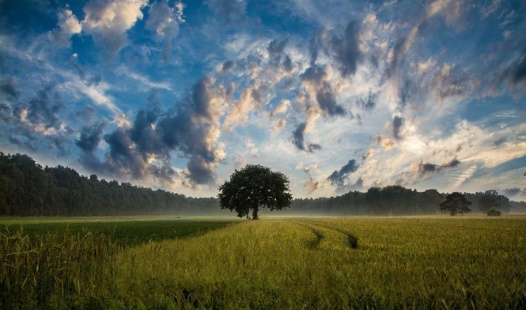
[0,0,525,200]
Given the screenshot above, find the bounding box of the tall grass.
[115,217,526,308]
[0,227,120,309]
[1,217,525,308]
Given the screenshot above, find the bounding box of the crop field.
[1,216,525,309]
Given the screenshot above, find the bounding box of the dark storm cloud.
[0,78,18,98]
[329,20,361,77]
[392,116,404,140]
[76,122,107,153]
[327,159,359,186]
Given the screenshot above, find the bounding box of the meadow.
[1,216,525,309]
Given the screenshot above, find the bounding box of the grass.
[1,216,235,247]
[1,216,525,308]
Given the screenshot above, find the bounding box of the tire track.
[287,220,358,250]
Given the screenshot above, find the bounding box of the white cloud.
[146,1,185,61]
[116,66,172,91]
[146,1,184,38]
[48,8,82,48]
[63,77,122,115]
[81,0,148,55]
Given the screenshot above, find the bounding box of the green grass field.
[1,216,525,309]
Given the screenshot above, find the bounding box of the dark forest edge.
[0,152,525,216]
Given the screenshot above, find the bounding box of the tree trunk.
[252,208,259,220]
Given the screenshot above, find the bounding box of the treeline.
[0,152,226,216]
[0,152,524,216]
[291,187,525,216]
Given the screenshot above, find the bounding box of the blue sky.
[1,0,525,199]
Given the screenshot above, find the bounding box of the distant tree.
[439,192,472,216]
[487,207,502,216]
[218,165,292,220]
[478,190,511,214]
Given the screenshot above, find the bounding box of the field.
[1,216,525,309]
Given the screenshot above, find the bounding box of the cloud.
[267,38,288,67]
[223,86,258,131]
[220,60,235,72]
[316,82,346,116]
[442,158,460,168]
[415,158,460,176]
[48,8,82,48]
[23,86,64,132]
[392,115,404,140]
[503,187,521,197]
[74,75,226,187]
[146,0,185,62]
[150,76,226,185]
[329,20,361,77]
[207,0,247,25]
[0,85,73,153]
[117,66,172,91]
[327,159,359,186]
[64,78,122,115]
[296,162,322,194]
[292,122,307,150]
[128,108,164,155]
[0,78,18,98]
[104,127,148,178]
[82,0,148,56]
[76,121,107,152]
[292,122,321,153]
[511,49,526,85]
[356,91,377,111]
[300,64,346,117]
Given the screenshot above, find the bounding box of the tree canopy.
[218,165,292,219]
[439,192,472,216]
[478,190,510,213]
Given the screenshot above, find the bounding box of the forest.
[0,152,524,216]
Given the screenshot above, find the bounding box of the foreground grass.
[1,216,525,308]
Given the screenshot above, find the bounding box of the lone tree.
[478,190,511,214]
[439,192,472,216]
[487,207,502,216]
[218,164,292,220]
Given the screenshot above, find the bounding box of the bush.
[487,207,502,216]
